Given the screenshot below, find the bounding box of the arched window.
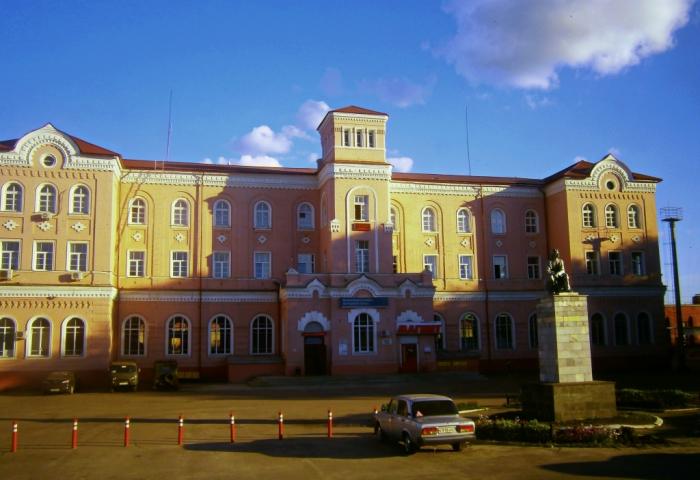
[390,207,398,230]
[36,184,57,213]
[353,313,375,353]
[297,203,314,230]
[614,313,629,346]
[213,200,231,228]
[254,201,271,229]
[590,313,606,346]
[62,317,85,356]
[251,315,273,354]
[582,203,596,228]
[1,182,23,212]
[422,207,437,232]
[637,312,653,345]
[0,317,16,358]
[171,199,189,226]
[28,317,51,357]
[525,210,538,234]
[129,198,146,224]
[433,314,446,352]
[460,313,479,351]
[605,204,618,228]
[495,313,514,349]
[167,316,190,355]
[490,208,506,234]
[209,315,233,355]
[70,186,90,214]
[528,313,538,349]
[457,208,470,233]
[627,205,641,229]
[122,316,146,356]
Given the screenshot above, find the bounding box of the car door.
[384,399,399,439]
[395,399,410,438]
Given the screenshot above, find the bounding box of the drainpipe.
[477,185,492,368]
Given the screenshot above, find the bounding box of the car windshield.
[411,400,458,417]
[112,365,136,373]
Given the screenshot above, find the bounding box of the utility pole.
[661,207,685,370]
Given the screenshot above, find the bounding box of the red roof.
[0,128,119,157]
[543,157,661,183]
[392,171,542,187]
[330,105,388,116]
[122,158,317,176]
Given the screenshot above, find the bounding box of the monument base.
[521,381,617,422]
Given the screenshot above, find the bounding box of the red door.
[400,344,418,373]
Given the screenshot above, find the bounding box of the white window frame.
[129,198,146,225]
[608,251,623,276]
[605,204,618,228]
[457,208,470,233]
[171,199,189,227]
[213,200,231,228]
[166,315,191,356]
[343,128,351,147]
[355,129,364,147]
[582,203,596,228]
[627,204,641,229]
[254,251,271,279]
[121,315,146,356]
[36,184,57,213]
[493,255,508,279]
[170,251,189,278]
[67,242,88,272]
[354,195,369,221]
[460,313,480,351]
[1,182,23,212]
[459,254,473,280]
[213,251,231,279]
[355,240,369,273]
[422,207,437,232]
[352,312,376,354]
[423,254,438,279]
[254,201,272,229]
[631,251,645,276]
[61,317,86,357]
[490,208,506,234]
[69,185,90,215]
[297,203,314,230]
[250,315,274,355]
[26,317,51,358]
[209,314,233,356]
[127,250,146,277]
[368,130,376,148]
[0,240,20,270]
[0,317,17,358]
[525,210,538,234]
[297,253,315,274]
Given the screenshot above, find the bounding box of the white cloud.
[607,147,622,158]
[439,0,693,89]
[307,153,319,164]
[524,94,552,110]
[388,156,414,172]
[238,154,282,167]
[361,76,436,107]
[236,125,292,155]
[281,125,311,140]
[296,100,331,130]
[202,157,213,164]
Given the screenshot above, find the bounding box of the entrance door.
[304,335,327,375]
[400,343,418,373]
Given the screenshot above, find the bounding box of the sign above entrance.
[397,324,441,335]
[339,297,389,308]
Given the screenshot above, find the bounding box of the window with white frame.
[355,129,364,147]
[62,317,85,357]
[28,317,51,357]
[129,198,146,224]
[122,316,145,356]
[353,313,375,353]
[297,253,314,273]
[527,256,540,279]
[605,204,618,228]
[0,317,15,358]
[490,208,506,234]
[128,251,145,277]
[590,313,606,346]
[67,242,88,272]
[254,201,271,229]
[213,251,230,279]
[355,240,369,273]
[254,251,271,279]
[354,195,369,221]
[614,313,629,346]
[457,208,470,233]
[637,312,653,345]
[422,207,437,232]
[528,313,538,349]
[631,251,645,276]
[297,203,314,230]
[493,255,507,279]
[460,313,479,351]
[33,241,54,271]
[172,199,189,226]
[251,315,273,354]
[525,210,538,233]
[585,251,599,275]
[608,251,623,275]
[1,240,20,270]
[213,200,231,228]
[37,184,57,213]
[495,313,514,349]
[459,254,473,280]
[390,207,398,229]
[1,182,23,212]
[167,316,190,355]
[209,315,232,355]
[368,130,376,148]
[423,254,438,279]
[171,251,188,277]
[70,185,89,214]
[343,129,351,147]
[627,205,641,229]
[582,203,596,228]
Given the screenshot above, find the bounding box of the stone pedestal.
[521,381,617,422]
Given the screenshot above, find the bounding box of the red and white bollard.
[124,416,130,447]
[278,411,284,440]
[229,413,236,443]
[71,418,78,449]
[10,420,18,453]
[177,415,184,446]
[327,410,333,438]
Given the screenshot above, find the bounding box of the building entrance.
[304,335,327,375]
[399,343,418,373]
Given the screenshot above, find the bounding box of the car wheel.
[402,433,416,455]
[375,423,387,442]
[452,442,464,452]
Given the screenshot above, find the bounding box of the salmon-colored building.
[0,106,668,389]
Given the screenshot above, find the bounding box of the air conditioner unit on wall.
[70,271,85,281]
[0,269,13,280]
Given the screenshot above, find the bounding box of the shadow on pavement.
[541,453,700,479]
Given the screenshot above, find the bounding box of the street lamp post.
[661,207,685,370]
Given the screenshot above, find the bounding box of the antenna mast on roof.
[465,102,472,176]
[161,90,173,170]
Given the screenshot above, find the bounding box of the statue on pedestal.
[546,249,571,294]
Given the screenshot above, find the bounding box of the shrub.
[617,389,696,409]
[475,416,551,444]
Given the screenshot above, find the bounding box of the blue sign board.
[339,297,389,308]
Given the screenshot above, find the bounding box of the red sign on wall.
[351,223,371,231]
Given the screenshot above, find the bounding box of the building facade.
[0,106,668,389]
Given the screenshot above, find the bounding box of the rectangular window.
[354,195,369,221]
[171,251,188,277]
[585,251,599,275]
[128,251,145,277]
[213,251,230,279]
[493,255,508,279]
[355,240,369,273]
[355,129,364,147]
[343,129,351,147]
[297,253,314,274]
[631,251,645,276]
[527,256,540,279]
[608,251,623,275]
[0,240,20,270]
[423,255,438,279]
[254,252,271,279]
[368,130,376,148]
[67,242,88,272]
[459,255,473,280]
[34,241,54,271]
[392,255,398,274]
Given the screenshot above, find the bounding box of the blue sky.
[1,0,699,301]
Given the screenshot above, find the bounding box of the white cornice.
[281,276,434,300]
[121,171,317,190]
[0,286,118,299]
[546,157,657,195]
[119,290,278,303]
[318,163,392,186]
[390,182,541,198]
